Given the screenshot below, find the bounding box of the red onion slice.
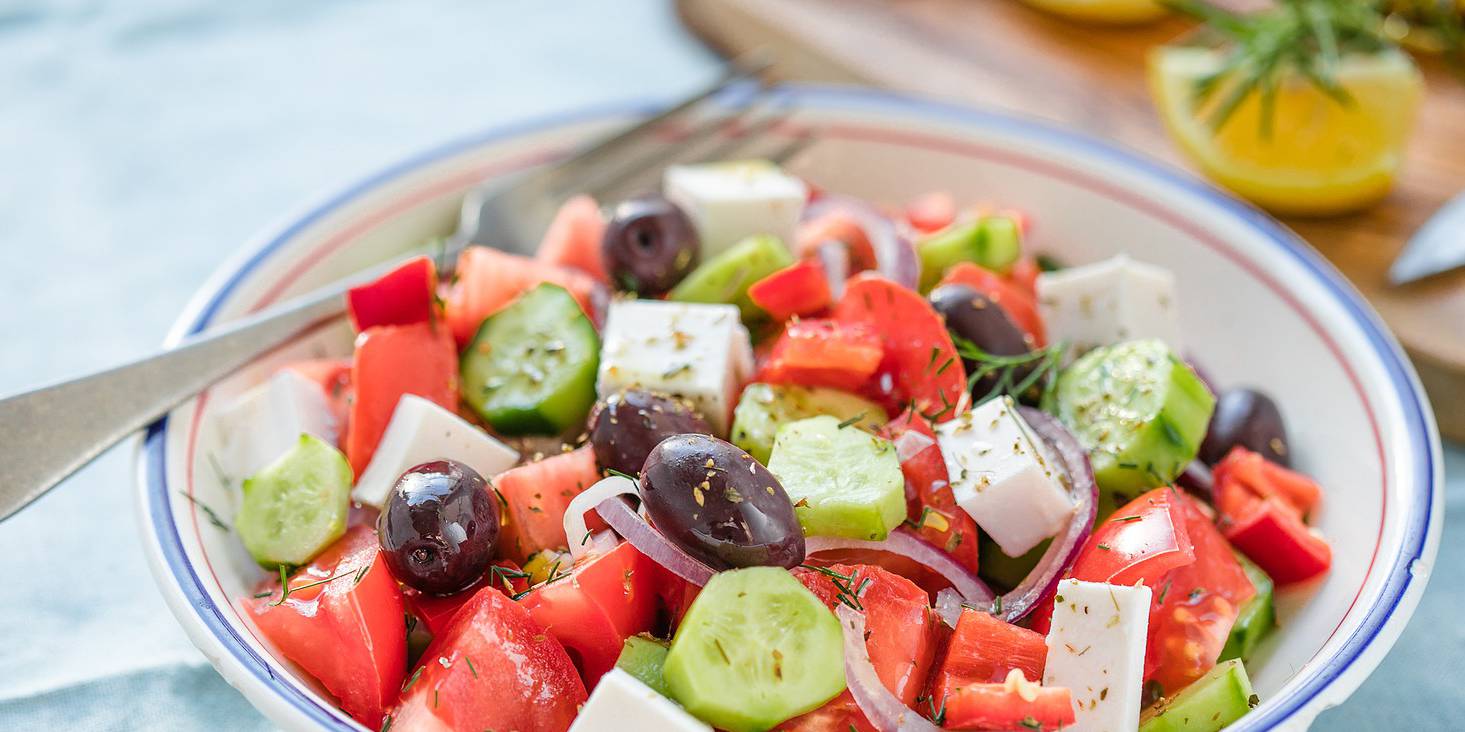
[893,429,936,463]
[1177,460,1215,503]
[804,195,920,290]
[805,530,994,606]
[934,587,964,629]
[837,605,945,731]
[565,476,639,560]
[995,407,1099,622]
[595,495,716,586]
[815,240,850,300]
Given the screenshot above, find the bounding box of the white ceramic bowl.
[135,85,1444,731]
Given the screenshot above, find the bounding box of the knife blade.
[1390,190,1465,285]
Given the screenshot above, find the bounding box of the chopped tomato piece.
[393,586,586,732]
[928,608,1047,705]
[793,564,939,706]
[941,678,1075,731]
[938,262,1045,347]
[403,559,530,637]
[880,410,980,575]
[443,246,602,346]
[833,273,969,421]
[906,191,957,233]
[242,527,406,726]
[493,447,604,564]
[1146,495,1255,691]
[280,358,352,440]
[747,260,833,321]
[1008,255,1041,300]
[1225,498,1332,585]
[346,255,438,331]
[344,322,458,476]
[536,195,608,283]
[776,692,874,732]
[795,209,878,272]
[757,318,884,392]
[519,542,662,687]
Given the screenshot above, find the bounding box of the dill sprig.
[799,564,870,611]
[1164,0,1398,133]
[952,336,1065,407]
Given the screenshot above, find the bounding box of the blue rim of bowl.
[140,84,1438,730]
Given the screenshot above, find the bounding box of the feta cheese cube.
[936,396,1074,556]
[1036,255,1182,357]
[214,370,338,482]
[352,394,519,509]
[596,300,754,435]
[663,160,807,257]
[1044,579,1153,732]
[569,668,712,732]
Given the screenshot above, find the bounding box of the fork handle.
[0,284,349,523]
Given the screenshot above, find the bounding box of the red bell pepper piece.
[757,318,884,393]
[1213,446,1321,517]
[747,259,833,321]
[346,255,438,331]
[905,191,957,234]
[927,608,1047,706]
[1225,498,1332,585]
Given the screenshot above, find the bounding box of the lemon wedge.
[1149,45,1424,216]
[1021,0,1167,24]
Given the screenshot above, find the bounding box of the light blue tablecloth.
[0,2,1459,729]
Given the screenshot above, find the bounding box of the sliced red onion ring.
[815,240,850,300]
[595,494,716,586]
[934,587,964,629]
[805,530,994,606]
[996,407,1099,622]
[837,605,945,732]
[1177,460,1215,503]
[804,194,920,290]
[893,429,936,463]
[564,476,639,560]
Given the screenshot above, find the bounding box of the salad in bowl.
[206,156,1337,732]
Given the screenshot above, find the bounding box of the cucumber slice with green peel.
[915,215,1023,291]
[1047,339,1215,518]
[664,567,846,732]
[768,415,906,541]
[460,283,600,435]
[236,433,351,569]
[978,533,1050,592]
[668,234,793,321]
[1220,553,1276,663]
[616,634,672,698]
[730,383,886,465]
[1140,659,1258,732]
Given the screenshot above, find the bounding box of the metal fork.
[0,57,817,523]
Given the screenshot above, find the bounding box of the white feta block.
[663,160,807,257]
[596,300,754,435]
[1044,579,1153,732]
[352,394,519,509]
[214,370,337,483]
[1036,254,1182,357]
[569,668,711,732]
[936,396,1074,556]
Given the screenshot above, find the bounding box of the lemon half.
[1149,46,1424,216]
[1021,0,1168,24]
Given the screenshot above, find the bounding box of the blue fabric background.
[0,1,1458,729]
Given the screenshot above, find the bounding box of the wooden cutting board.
[677,0,1465,441]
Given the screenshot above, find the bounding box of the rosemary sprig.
[952,336,1065,407]
[1164,0,1396,132]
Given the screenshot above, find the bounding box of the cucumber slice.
[617,634,672,698]
[1220,553,1275,663]
[668,234,793,321]
[730,383,886,465]
[460,283,600,435]
[664,567,845,732]
[1048,339,1215,517]
[768,415,906,541]
[915,215,1023,291]
[978,533,1050,592]
[236,433,351,569]
[1140,658,1258,732]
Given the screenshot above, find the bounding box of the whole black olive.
[602,195,700,296]
[589,389,712,476]
[930,283,1037,399]
[1200,388,1290,467]
[639,434,804,570]
[378,460,499,595]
